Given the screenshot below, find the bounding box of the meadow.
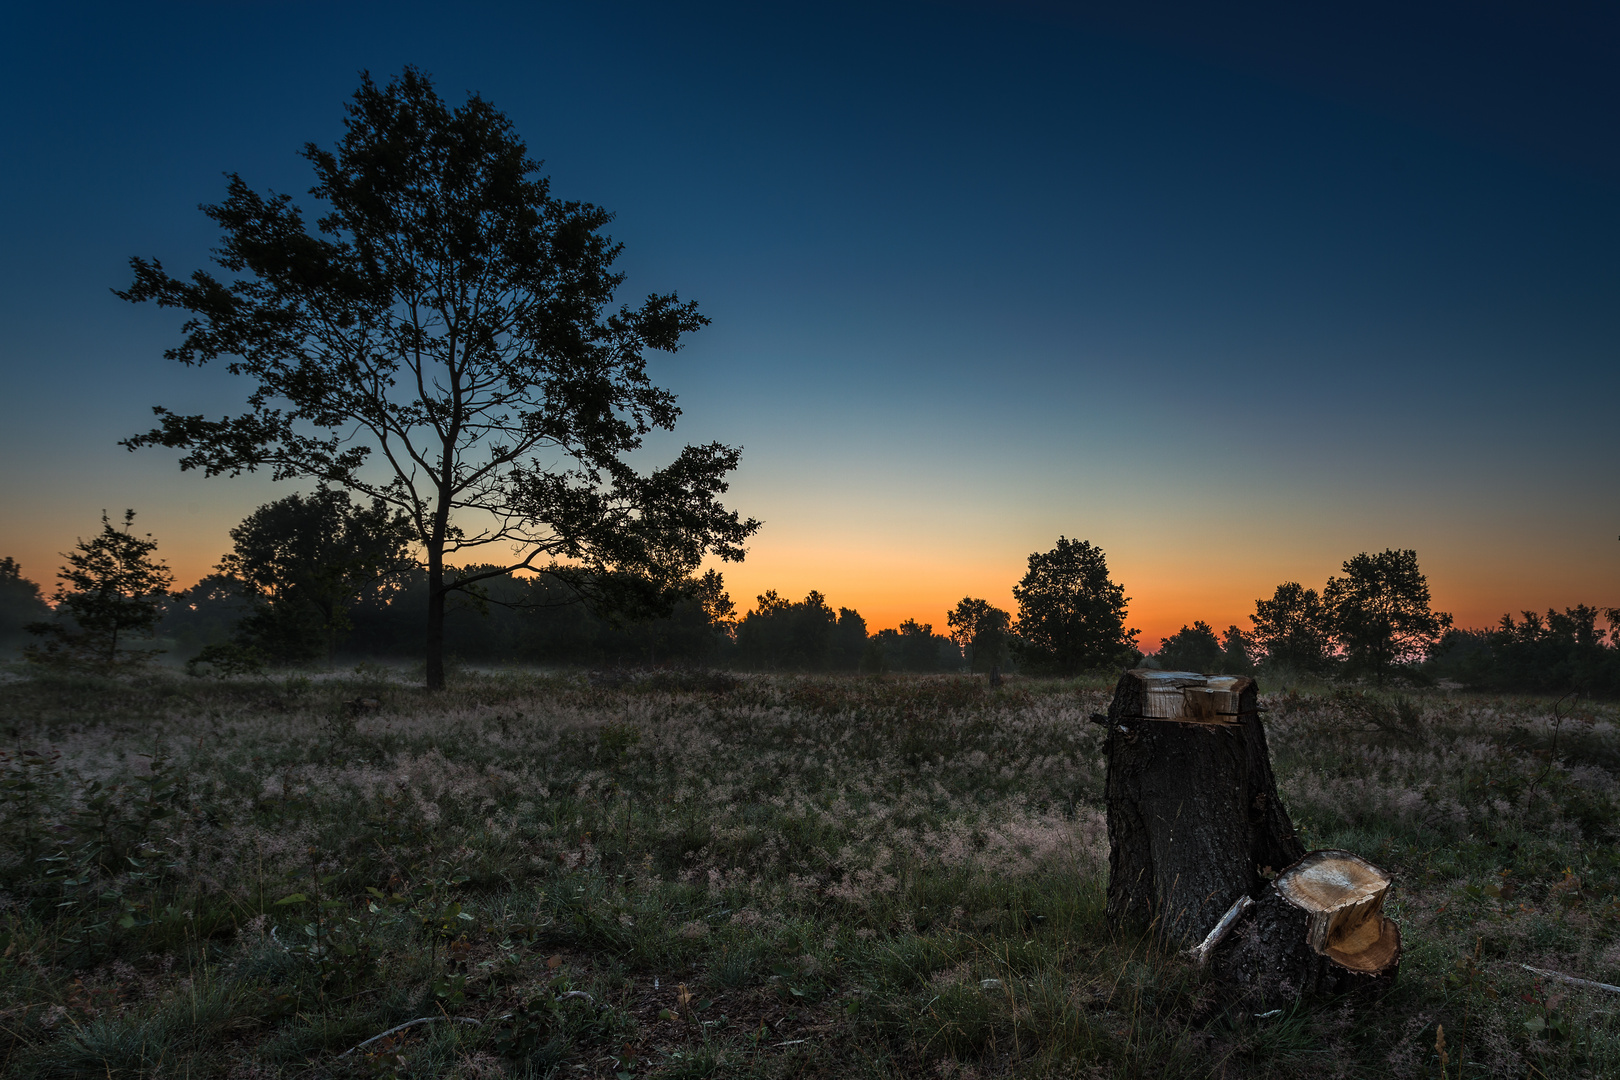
[0,668,1616,1078]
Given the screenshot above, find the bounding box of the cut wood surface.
[1103,669,1305,945]
[1275,849,1400,973]
[1211,849,1402,1007]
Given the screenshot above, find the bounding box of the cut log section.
[1102,670,1305,945]
[1276,849,1401,974]
[1211,849,1401,1006]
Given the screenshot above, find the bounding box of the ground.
[0,668,1616,1077]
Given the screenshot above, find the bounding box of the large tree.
[118,68,759,688]
[1324,549,1451,684]
[1249,582,1335,673]
[1012,537,1137,674]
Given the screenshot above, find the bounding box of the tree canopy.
[119,67,758,687]
[1011,537,1137,674]
[217,489,415,664]
[946,596,1012,673]
[1324,549,1451,683]
[1249,582,1335,673]
[0,559,50,652]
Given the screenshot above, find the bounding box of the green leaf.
[275,893,308,905]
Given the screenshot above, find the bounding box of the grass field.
[0,668,1616,1078]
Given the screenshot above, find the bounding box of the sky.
[1,1,1617,647]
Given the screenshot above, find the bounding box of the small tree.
[218,489,415,665]
[1250,582,1334,673]
[118,67,758,689]
[26,510,174,670]
[1012,537,1137,675]
[946,596,1011,674]
[1324,549,1451,684]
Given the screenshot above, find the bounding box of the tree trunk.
[1101,669,1304,945]
[1208,849,1401,1007]
[425,556,446,691]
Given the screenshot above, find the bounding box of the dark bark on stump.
[1102,670,1304,945]
[1210,850,1402,1008]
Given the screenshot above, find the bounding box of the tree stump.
[1100,669,1304,945]
[1208,849,1401,1006]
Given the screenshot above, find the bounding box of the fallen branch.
[1520,964,1620,995]
[339,1016,482,1057]
[1189,894,1253,966]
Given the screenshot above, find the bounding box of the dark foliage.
[25,511,174,671]
[218,489,415,664]
[1249,582,1334,673]
[1324,549,1450,684]
[1427,605,1620,696]
[869,619,961,673]
[0,558,50,653]
[734,591,870,671]
[946,597,1012,673]
[1012,537,1137,674]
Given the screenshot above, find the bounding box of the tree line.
[10,509,1617,694]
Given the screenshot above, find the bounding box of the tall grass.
[0,667,1615,1077]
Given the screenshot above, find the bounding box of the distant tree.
[1426,605,1619,696]
[736,590,838,670]
[118,67,757,689]
[1324,549,1451,684]
[161,573,255,655]
[218,489,415,664]
[885,619,957,672]
[1012,537,1137,674]
[1250,582,1334,673]
[1220,624,1255,675]
[26,510,174,670]
[0,558,51,650]
[1156,620,1223,672]
[830,607,869,671]
[946,597,1012,674]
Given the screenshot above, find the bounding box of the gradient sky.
[2,1,1617,647]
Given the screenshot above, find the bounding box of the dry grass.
[0,667,1616,1077]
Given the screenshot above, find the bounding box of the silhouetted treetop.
[117,66,758,688]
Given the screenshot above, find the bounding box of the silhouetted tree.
[118,67,758,688]
[0,558,50,651]
[872,619,958,672]
[1325,549,1450,685]
[218,489,415,664]
[1012,537,1137,674]
[947,596,1011,675]
[1156,620,1223,672]
[161,573,255,657]
[26,510,173,670]
[1250,582,1334,673]
[736,590,838,670]
[1220,624,1256,675]
[1427,605,1620,696]
[830,607,869,671]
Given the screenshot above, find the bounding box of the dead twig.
[1189,894,1253,966]
[1519,964,1620,995]
[338,1016,482,1057]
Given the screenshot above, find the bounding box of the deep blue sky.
[2,1,1616,638]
